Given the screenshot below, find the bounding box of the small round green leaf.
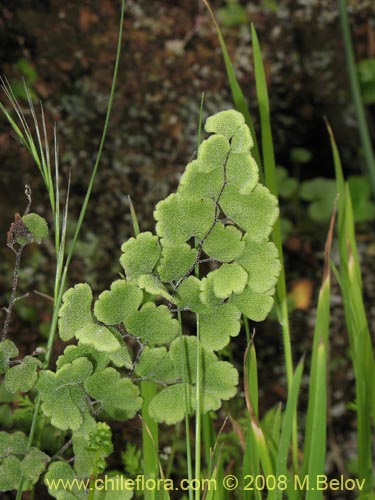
[120,232,161,282]
[154,193,215,245]
[84,368,142,420]
[58,284,93,342]
[200,304,241,351]
[205,109,245,139]
[178,160,224,200]
[220,184,279,241]
[226,152,259,195]
[158,243,198,282]
[5,356,41,393]
[76,324,121,353]
[21,213,48,243]
[231,286,274,322]
[197,134,230,173]
[203,224,245,262]
[126,303,178,346]
[148,383,194,425]
[236,236,281,294]
[135,346,177,384]
[0,340,19,374]
[211,263,248,299]
[94,279,143,325]
[230,124,254,153]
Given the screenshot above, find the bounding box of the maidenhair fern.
[0,109,280,496]
[55,109,280,429]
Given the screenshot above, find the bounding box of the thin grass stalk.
[338,0,375,197]
[14,2,126,497]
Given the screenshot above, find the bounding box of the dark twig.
[1,243,25,341]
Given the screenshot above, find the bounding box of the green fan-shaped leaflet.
[205,109,245,139]
[202,223,244,262]
[231,124,254,153]
[211,263,248,299]
[44,462,86,500]
[148,383,194,425]
[84,368,142,420]
[56,345,109,372]
[0,456,22,491]
[0,431,27,458]
[125,302,178,346]
[71,415,96,477]
[58,284,93,341]
[120,232,161,282]
[107,328,133,369]
[37,357,93,431]
[137,274,174,302]
[20,447,49,483]
[175,276,205,314]
[200,361,238,413]
[200,304,241,351]
[5,355,41,393]
[158,243,198,282]
[220,184,279,241]
[94,279,143,325]
[154,194,215,245]
[59,283,123,353]
[178,160,224,200]
[135,346,177,384]
[199,273,223,308]
[226,152,259,195]
[197,134,230,173]
[0,340,18,374]
[0,432,48,491]
[169,336,217,385]
[57,332,132,370]
[148,338,239,424]
[21,213,48,244]
[120,231,161,281]
[230,286,274,322]
[236,236,281,294]
[75,323,120,353]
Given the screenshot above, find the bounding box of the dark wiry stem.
[1,244,25,341]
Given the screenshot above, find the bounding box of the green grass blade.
[338,0,375,197]
[202,0,261,168]
[301,207,335,487]
[327,123,375,491]
[275,358,304,500]
[244,345,275,500]
[305,341,327,500]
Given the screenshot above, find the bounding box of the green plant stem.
[141,381,159,500]
[195,314,201,500]
[178,311,194,500]
[15,2,125,498]
[338,0,375,197]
